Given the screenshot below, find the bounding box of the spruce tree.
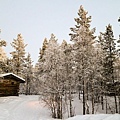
[0,40,6,47]
[24,53,33,95]
[39,38,48,60]
[69,5,96,115]
[33,38,49,94]
[0,33,7,73]
[10,34,27,94]
[98,24,118,113]
[116,36,120,114]
[10,33,27,76]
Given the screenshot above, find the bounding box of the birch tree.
[60,40,75,117]
[38,34,63,118]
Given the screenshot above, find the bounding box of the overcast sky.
[0,0,120,65]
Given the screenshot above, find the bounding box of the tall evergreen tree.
[0,40,6,47]
[116,36,120,114]
[69,5,96,115]
[99,25,116,83]
[33,38,49,94]
[10,33,27,76]
[24,53,33,95]
[39,38,48,60]
[0,41,13,73]
[10,34,27,94]
[0,43,7,62]
[98,24,118,113]
[0,33,7,73]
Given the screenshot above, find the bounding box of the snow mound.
[66,114,120,120]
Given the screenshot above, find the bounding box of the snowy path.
[0,95,50,120]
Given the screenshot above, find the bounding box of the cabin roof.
[0,73,25,83]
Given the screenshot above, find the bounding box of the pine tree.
[10,33,27,76]
[10,34,27,94]
[0,33,7,62]
[0,33,7,73]
[114,57,120,114]
[116,36,120,114]
[98,24,118,113]
[69,5,96,115]
[0,46,7,62]
[0,32,13,73]
[24,53,33,95]
[39,38,48,60]
[0,40,6,47]
[33,38,49,94]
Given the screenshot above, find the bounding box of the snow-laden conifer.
[10,34,27,93]
[0,32,7,73]
[10,34,27,76]
[98,24,118,113]
[69,5,96,115]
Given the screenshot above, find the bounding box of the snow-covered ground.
[0,95,51,120]
[0,95,119,120]
[67,114,120,120]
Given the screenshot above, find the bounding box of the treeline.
[0,5,120,119]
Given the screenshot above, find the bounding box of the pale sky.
[0,0,120,64]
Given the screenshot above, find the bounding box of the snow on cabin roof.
[0,73,25,83]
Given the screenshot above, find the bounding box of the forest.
[0,6,120,119]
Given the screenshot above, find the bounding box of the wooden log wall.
[0,78,20,96]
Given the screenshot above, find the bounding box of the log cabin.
[0,73,25,97]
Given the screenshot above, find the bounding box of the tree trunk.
[51,93,57,118]
[86,82,89,100]
[114,94,118,113]
[91,87,94,114]
[83,80,86,115]
[101,82,104,110]
[78,76,81,100]
[79,90,81,100]
[101,95,104,110]
[60,95,63,119]
[69,84,73,117]
[57,97,61,119]
[92,96,94,114]
[69,98,73,117]
[25,79,28,95]
[52,103,56,118]
[118,95,120,114]
[105,95,107,114]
